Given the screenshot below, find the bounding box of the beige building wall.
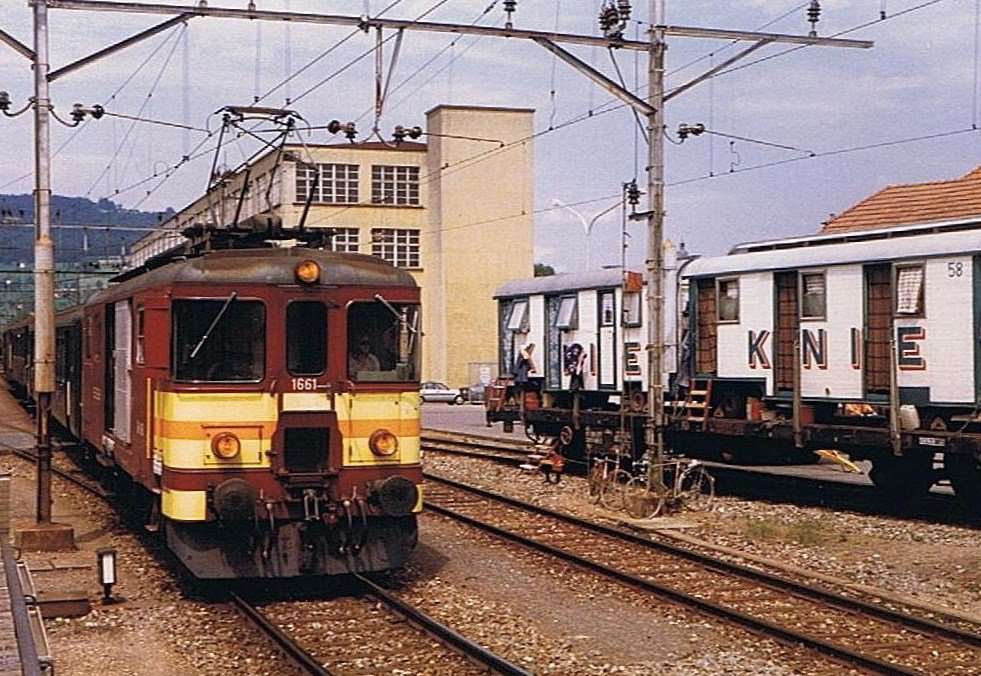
[425,105,534,387]
[129,105,535,389]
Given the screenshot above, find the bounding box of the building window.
[371,228,420,268]
[296,163,359,204]
[800,272,826,320]
[328,227,361,253]
[895,264,925,315]
[371,165,420,206]
[717,278,739,322]
[554,295,578,330]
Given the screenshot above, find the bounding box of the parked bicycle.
[622,456,715,519]
[586,453,632,511]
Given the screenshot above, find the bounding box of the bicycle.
[622,456,715,519]
[586,454,632,511]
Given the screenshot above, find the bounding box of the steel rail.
[229,593,332,675]
[352,574,531,676]
[424,473,981,674]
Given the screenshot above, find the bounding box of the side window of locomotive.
[895,264,925,316]
[172,298,265,382]
[347,299,420,381]
[800,272,826,320]
[287,301,326,375]
[717,278,740,322]
[135,306,146,365]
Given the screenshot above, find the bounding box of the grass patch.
[742,516,844,547]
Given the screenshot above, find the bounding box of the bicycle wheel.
[599,468,631,511]
[679,465,715,511]
[623,476,666,519]
[587,464,605,504]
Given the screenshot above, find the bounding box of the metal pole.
[33,0,56,524]
[646,0,666,468]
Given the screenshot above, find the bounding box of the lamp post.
[551,198,621,271]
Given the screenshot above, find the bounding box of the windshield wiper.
[189,292,237,360]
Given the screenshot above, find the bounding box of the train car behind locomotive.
[488,221,981,513]
[5,246,424,578]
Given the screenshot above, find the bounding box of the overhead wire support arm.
[0,27,35,60]
[47,13,192,81]
[664,39,772,102]
[532,37,655,116]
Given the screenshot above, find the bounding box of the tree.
[534,263,555,277]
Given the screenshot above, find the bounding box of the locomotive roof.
[89,247,416,303]
[494,268,630,298]
[686,222,981,278]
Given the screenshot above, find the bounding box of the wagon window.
[348,299,420,382]
[800,273,826,320]
[623,291,642,326]
[895,265,924,316]
[717,278,739,322]
[135,306,146,365]
[173,298,265,382]
[287,301,326,375]
[554,295,578,330]
[505,300,529,332]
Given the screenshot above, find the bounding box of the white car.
[420,381,465,405]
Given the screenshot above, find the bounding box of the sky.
[0,0,978,273]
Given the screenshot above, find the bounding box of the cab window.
[348,299,420,381]
[173,297,265,382]
[287,301,326,375]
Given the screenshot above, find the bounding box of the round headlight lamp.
[295,259,321,285]
[369,429,399,457]
[211,432,242,460]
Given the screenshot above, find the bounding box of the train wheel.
[869,453,934,505]
[946,451,981,514]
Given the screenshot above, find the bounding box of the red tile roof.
[821,166,981,233]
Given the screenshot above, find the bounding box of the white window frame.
[371,228,421,268]
[371,165,421,206]
[895,264,925,316]
[296,163,359,204]
[554,295,578,330]
[506,300,529,333]
[799,271,827,320]
[717,278,740,323]
[329,227,361,253]
[623,291,642,327]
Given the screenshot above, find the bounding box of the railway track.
[422,430,977,525]
[423,473,981,674]
[235,576,530,676]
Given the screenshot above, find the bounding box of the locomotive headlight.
[369,429,399,457]
[295,259,321,284]
[211,432,242,460]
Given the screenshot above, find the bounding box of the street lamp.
[551,198,622,271]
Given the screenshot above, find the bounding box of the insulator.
[70,103,86,123]
[807,0,821,34]
[617,0,631,21]
[407,126,422,139]
[503,0,516,12]
[91,104,104,120]
[627,180,641,206]
[0,91,10,111]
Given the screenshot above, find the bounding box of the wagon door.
[111,302,132,443]
[774,272,799,392]
[597,291,617,388]
[695,279,717,374]
[864,264,891,395]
